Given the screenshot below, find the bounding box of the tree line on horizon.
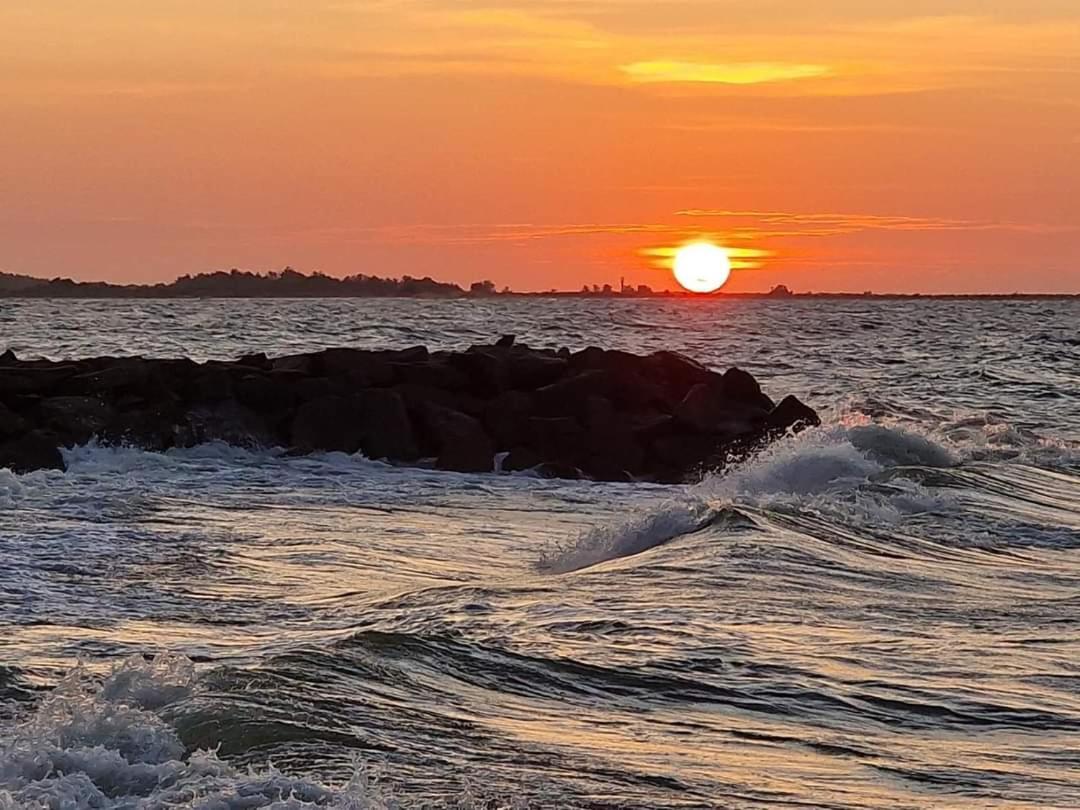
[0,267,667,299]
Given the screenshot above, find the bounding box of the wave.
[538,418,1078,573]
[0,656,501,810]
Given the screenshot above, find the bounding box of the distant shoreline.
[0,269,1075,300]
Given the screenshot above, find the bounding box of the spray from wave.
[538,421,969,573]
[0,656,519,810]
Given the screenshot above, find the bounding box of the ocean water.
[1,298,1078,809]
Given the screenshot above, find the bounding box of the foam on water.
[540,422,970,573]
[0,656,515,810]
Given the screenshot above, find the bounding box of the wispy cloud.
[676,210,1075,236]
[621,61,831,85]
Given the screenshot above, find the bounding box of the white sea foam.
[0,656,517,810]
[540,422,964,573]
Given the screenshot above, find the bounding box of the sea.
[1,297,1079,809]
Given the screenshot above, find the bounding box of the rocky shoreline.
[0,340,819,481]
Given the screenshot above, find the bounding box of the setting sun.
[673,242,732,293]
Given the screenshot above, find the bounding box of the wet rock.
[0,403,28,439]
[291,396,364,453]
[0,345,817,481]
[358,389,418,461]
[40,396,113,445]
[495,334,516,348]
[0,432,65,473]
[482,390,534,447]
[425,405,494,472]
[506,353,567,391]
[674,383,767,436]
[395,359,469,391]
[315,349,395,387]
[767,395,821,435]
[719,367,775,412]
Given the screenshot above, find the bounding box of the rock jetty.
[0,340,819,482]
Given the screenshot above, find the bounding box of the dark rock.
[0,366,80,398]
[648,350,715,399]
[674,383,767,436]
[720,367,775,411]
[183,365,234,404]
[271,353,314,374]
[358,389,418,461]
[649,433,714,483]
[0,403,28,439]
[495,334,516,348]
[453,349,509,397]
[315,349,395,386]
[0,349,16,364]
[65,359,153,395]
[425,405,494,472]
[0,345,816,483]
[395,359,469,391]
[0,432,65,473]
[534,461,584,480]
[291,396,364,453]
[509,355,567,391]
[503,446,543,472]
[102,406,181,451]
[179,401,273,448]
[534,370,611,416]
[234,371,299,415]
[482,390,534,448]
[239,352,270,369]
[390,345,430,364]
[40,396,114,444]
[767,395,820,435]
[525,416,586,461]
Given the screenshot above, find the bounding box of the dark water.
[1,298,1078,808]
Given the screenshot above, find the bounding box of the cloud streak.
[621,61,831,85]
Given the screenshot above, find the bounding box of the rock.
[291,396,364,453]
[0,403,28,439]
[183,364,234,404]
[674,383,767,436]
[239,352,270,369]
[525,416,586,462]
[507,353,568,391]
[503,446,543,472]
[358,389,418,461]
[767,395,820,435]
[649,433,715,483]
[102,406,181,451]
[271,353,314,374]
[390,345,429,364]
[425,405,494,472]
[0,345,816,483]
[648,350,715,400]
[315,349,395,386]
[40,396,114,444]
[534,370,611,416]
[720,367,775,411]
[495,334,516,348]
[179,401,273,448]
[395,359,469,391]
[534,461,584,480]
[482,390,534,448]
[234,371,299,415]
[65,359,153,395]
[0,349,16,364]
[0,365,80,398]
[0,432,65,473]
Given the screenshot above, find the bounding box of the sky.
[1,1,1078,293]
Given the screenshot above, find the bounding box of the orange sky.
[1,1,1078,293]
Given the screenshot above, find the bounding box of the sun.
[673,242,731,293]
